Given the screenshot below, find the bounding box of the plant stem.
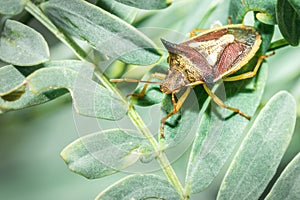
[25,1,186,198]
[127,106,185,197]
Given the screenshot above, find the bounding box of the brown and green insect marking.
[112,24,264,138]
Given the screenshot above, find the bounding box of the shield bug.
[111,24,269,138]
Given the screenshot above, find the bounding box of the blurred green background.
[0,97,120,199]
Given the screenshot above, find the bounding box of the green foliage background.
[0,0,300,199]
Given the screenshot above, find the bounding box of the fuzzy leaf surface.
[0,20,50,66]
[265,152,300,200]
[0,64,67,112]
[0,0,24,15]
[25,66,127,120]
[217,91,296,200]
[96,174,180,199]
[41,0,161,65]
[0,65,24,96]
[0,88,67,114]
[0,61,124,115]
[113,0,171,10]
[61,129,153,179]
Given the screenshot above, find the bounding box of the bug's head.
[160,39,191,94]
[160,69,186,94]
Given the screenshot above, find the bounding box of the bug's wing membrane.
[214,42,249,80]
[217,27,261,78]
[184,34,237,83]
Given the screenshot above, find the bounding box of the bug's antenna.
[110,78,161,85]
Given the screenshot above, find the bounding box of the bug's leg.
[127,73,166,98]
[111,73,166,98]
[186,80,205,87]
[189,28,209,38]
[223,53,274,82]
[160,87,191,138]
[227,16,232,25]
[203,84,251,120]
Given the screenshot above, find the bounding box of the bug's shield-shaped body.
[110,24,263,138]
[160,24,261,94]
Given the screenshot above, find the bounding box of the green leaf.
[96,0,137,24]
[0,88,68,114]
[0,60,125,115]
[229,0,277,24]
[26,66,127,120]
[133,84,163,106]
[41,0,161,65]
[0,0,25,15]
[185,63,268,194]
[113,0,171,10]
[217,91,296,200]
[0,61,79,113]
[265,152,300,200]
[42,59,94,72]
[0,20,50,66]
[0,65,25,96]
[254,20,274,54]
[289,0,300,15]
[0,65,65,109]
[95,174,181,199]
[277,0,300,46]
[61,129,153,179]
